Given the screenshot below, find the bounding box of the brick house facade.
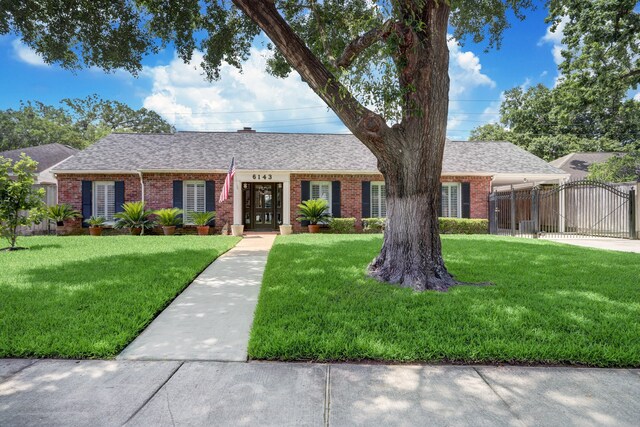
[51,131,567,233]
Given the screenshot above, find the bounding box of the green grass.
[0,235,239,358]
[249,234,640,367]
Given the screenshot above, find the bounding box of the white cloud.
[141,40,495,135]
[141,48,346,133]
[11,39,48,67]
[539,17,569,66]
[634,92,640,101]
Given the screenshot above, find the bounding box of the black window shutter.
[173,181,183,209]
[114,181,125,213]
[461,182,471,218]
[331,181,341,218]
[81,181,92,228]
[300,181,310,226]
[206,180,215,226]
[438,184,443,217]
[361,181,371,218]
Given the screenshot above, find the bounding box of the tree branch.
[309,0,336,66]
[232,0,390,155]
[335,20,393,69]
[621,68,640,80]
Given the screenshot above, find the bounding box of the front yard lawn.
[0,235,239,358]
[249,235,640,367]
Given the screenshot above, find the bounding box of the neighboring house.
[550,152,623,181]
[52,130,567,232]
[0,143,79,234]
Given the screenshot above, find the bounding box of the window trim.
[370,181,386,218]
[441,182,462,218]
[92,181,115,223]
[310,181,332,215]
[183,180,207,225]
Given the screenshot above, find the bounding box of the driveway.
[544,237,640,253]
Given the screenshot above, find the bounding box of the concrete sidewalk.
[118,234,276,362]
[545,237,640,254]
[1,359,639,426]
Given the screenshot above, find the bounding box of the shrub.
[362,217,385,233]
[438,218,488,234]
[154,208,183,226]
[329,217,356,233]
[191,211,216,226]
[297,199,331,225]
[47,204,81,226]
[113,201,155,234]
[85,216,106,227]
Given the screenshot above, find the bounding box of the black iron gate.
[489,180,637,239]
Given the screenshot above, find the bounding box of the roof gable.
[0,143,79,172]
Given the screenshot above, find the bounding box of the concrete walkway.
[545,237,640,254]
[118,234,276,362]
[1,359,639,426]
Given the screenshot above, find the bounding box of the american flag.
[219,157,236,203]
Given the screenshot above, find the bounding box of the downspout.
[137,170,145,235]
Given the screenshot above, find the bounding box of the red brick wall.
[290,174,491,232]
[56,173,232,231]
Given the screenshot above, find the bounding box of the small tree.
[0,154,46,250]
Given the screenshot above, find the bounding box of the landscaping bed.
[0,235,239,358]
[249,234,640,367]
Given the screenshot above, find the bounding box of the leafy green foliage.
[0,154,46,249]
[113,201,155,233]
[85,216,107,227]
[328,217,356,234]
[588,153,640,183]
[249,234,640,366]
[0,95,174,151]
[154,208,184,227]
[439,218,488,234]
[362,217,386,233]
[47,204,81,225]
[190,211,216,226]
[0,235,240,357]
[297,199,331,225]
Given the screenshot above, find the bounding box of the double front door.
[242,182,283,231]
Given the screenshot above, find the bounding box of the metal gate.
[489,180,637,239]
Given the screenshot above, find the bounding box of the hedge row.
[327,217,488,234]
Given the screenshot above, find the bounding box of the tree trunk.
[235,0,460,291]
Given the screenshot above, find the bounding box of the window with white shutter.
[441,183,461,218]
[93,181,115,221]
[310,181,332,215]
[370,182,386,218]
[184,181,206,223]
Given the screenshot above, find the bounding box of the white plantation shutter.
[93,182,115,220]
[310,181,331,214]
[380,184,387,217]
[184,181,206,223]
[441,183,461,218]
[371,184,380,217]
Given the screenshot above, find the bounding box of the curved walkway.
[118,234,276,362]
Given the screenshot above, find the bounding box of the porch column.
[233,177,242,225]
[283,180,291,225]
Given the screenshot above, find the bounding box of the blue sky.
[0,6,569,139]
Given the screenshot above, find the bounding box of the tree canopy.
[588,153,640,182]
[0,95,174,151]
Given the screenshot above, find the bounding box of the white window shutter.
[371,184,379,217]
[380,184,387,217]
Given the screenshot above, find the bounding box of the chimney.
[237,127,256,133]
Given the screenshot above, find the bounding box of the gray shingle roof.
[1,143,78,172]
[550,152,622,180]
[53,132,566,176]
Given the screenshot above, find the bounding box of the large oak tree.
[1,0,535,291]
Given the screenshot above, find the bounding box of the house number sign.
[252,174,273,180]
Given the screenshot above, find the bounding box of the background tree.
[0,95,174,151]
[1,0,539,291]
[588,153,640,183]
[0,154,46,250]
[471,1,640,160]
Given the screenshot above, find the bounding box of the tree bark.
[235,0,460,291]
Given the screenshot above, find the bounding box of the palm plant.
[297,199,331,225]
[191,211,216,226]
[85,216,106,227]
[47,204,80,226]
[113,201,155,235]
[154,208,183,226]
